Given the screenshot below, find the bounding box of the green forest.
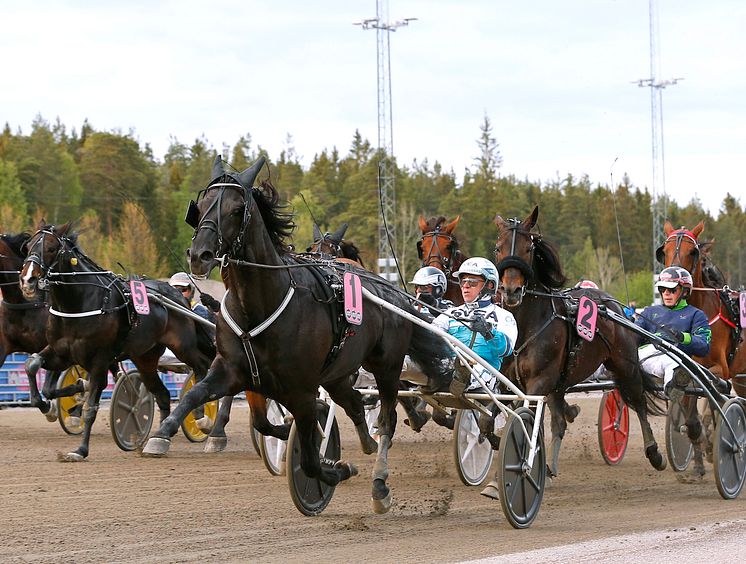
[1,114,744,306]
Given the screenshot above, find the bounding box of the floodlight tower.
[355,1,416,282]
[634,0,682,274]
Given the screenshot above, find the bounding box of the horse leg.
[144,356,242,456]
[546,392,568,479]
[323,376,377,455]
[24,350,55,417]
[678,397,707,482]
[63,364,108,461]
[370,370,399,514]
[620,368,667,472]
[133,353,171,425]
[204,395,234,453]
[246,391,292,440]
[291,400,357,488]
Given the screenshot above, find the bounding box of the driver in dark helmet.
[635,266,711,403]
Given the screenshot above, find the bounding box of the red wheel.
[597,389,629,465]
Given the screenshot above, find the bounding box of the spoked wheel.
[665,396,694,472]
[496,407,546,529]
[179,372,219,443]
[109,370,154,451]
[713,397,746,500]
[57,365,88,435]
[286,400,340,516]
[259,399,289,476]
[597,389,629,465]
[453,408,494,486]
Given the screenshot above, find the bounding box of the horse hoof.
[142,437,171,456]
[77,377,91,392]
[195,416,214,433]
[646,445,667,471]
[334,460,358,479]
[57,451,85,462]
[67,416,81,428]
[565,404,580,423]
[204,436,227,453]
[372,492,392,514]
[44,402,59,423]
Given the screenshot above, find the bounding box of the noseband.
[418,229,458,276]
[188,181,254,262]
[23,229,66,289]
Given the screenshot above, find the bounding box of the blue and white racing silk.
[433,298,518,390]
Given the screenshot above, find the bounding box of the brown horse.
[656,220,745,397]
[495,206,666,478]
[417,215,467,305]
[307,223,365,268]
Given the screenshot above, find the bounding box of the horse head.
[20,220,76,299]
[417,215,461,276]
[186,155,266,278]
[494,206,566,307]
[656,220,704,272]
[307,223,348,256]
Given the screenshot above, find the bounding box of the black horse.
[143,155,452,513]
[19,222,216,461]
[494,206,667,477]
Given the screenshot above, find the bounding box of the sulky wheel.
[286,400,340,516]
[665,395,694,472]
[713,397,746,500]
[259,399,289,476]
[179,372,219,443]
[496,407,546,529]
[109,370,155,451]
[597,389,629,465]
[56,365,88,435]
[453,408,494,486]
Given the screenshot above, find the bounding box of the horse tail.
[195,320,217,361]
[633,366,667,417]
[406,320,453,391]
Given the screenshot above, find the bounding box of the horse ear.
[238,156,266,188]
[494,214,508,231]
[211,153,225,180]
[37,218,47,230]
[699,239,715,255]
[692,221,705,239]
[59,221,73,236]
[445,215,461,234]
[663,220,674,236]
[524,206,539,230]
[331,223,348,242]
[418,216,429,233]
[312,223,322,241]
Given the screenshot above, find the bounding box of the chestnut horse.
[656,220,745,397]
[495,206,666,478]
[417,215,467,305]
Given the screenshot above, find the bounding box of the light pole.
[355,1,416,283]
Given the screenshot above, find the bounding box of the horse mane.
[533,236,567,289]
[340,241,365,267]
[423,216,448,231]
[0,232,31,258]
[251,179,296,254]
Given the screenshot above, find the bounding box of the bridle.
[494,218,537,295]
[417,228,459,277]
[656,228,699,270]
[22,228,66,290]
[186,180,254,265]
[307,235,342,257]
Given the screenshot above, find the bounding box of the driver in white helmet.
[432,257,518,395]
[635,266,711,403]
[410,266,453,319]
[169,272,212,321]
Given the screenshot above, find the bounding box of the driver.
[432,257,517,395]
[169,272,213,322]
[635,266,711,402]
[410,266,453,319]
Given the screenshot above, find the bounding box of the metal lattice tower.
[355,2,416,282]
[634,0,682,273]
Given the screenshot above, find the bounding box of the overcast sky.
[2,0,744,215]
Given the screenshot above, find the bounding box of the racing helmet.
[576,279,599,289]
[453,257,498,296]
[657,266,693,298]
[169,271,193,292]
[410,266,447,298]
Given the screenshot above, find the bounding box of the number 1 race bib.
[343,272,363,325]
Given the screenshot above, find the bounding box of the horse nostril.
[185,248,191,258]
[199,250,214,263]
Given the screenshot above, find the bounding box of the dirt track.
[1,396,743,563]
